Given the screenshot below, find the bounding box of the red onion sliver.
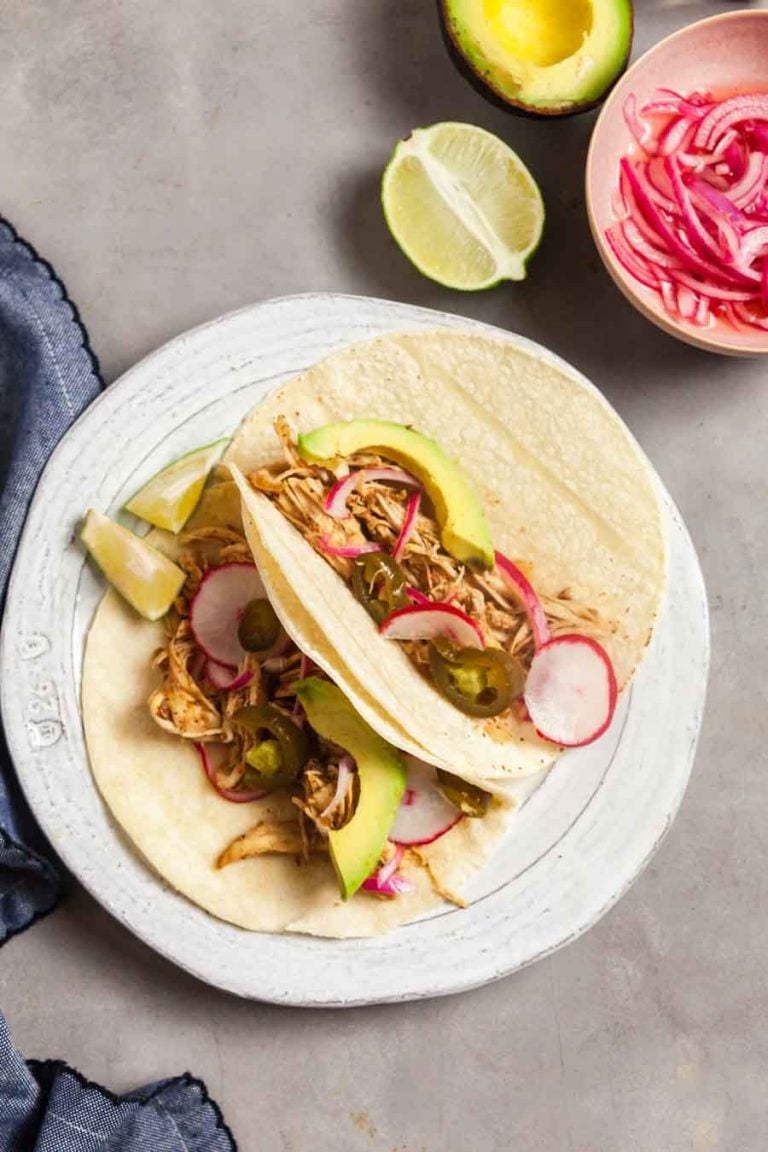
[320,754,355,821]
[324,467,421,519]
[317,534,380,559]
[694,94,768,152]
[623,92,657,154]
[406,586,432,607]
[669,270,753,302]
[605,225,660,291]
[361,872,415,897]
[376,844,404,887]
[610,90,768,333]
[693,297,710,327]
[659,115,694,157]
[494,551,551,652]
[734,302,768,330]
[665,156,725,264]
[393,491,421,562]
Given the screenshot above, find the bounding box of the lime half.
[125,440,227,534]
[81,509,186,620]
[382,122,544,290]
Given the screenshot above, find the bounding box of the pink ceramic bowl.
[586,10,768,357]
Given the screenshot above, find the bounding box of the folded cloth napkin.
[0,217,103,943]
[0,1010,236,1151]
[0,219,236,1150]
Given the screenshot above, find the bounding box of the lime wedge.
[80,509,186,621]
[125,440,227,533]
[381,121,544,290]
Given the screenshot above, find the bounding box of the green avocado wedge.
[293,677,407,900]
[298,419,494,570]
[439,0,633,118]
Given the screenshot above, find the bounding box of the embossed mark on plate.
[26,677,64,748]
[19,634,51,660]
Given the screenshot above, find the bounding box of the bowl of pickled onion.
[587,10,768,356]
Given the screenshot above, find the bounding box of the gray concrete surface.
[0,1,765,1148]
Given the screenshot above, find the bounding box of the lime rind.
[125,439,228,534]
[81,509,186,621]
[381,121,545,291]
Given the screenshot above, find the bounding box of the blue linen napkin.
[0,219,236,1150]
[0,216,101,943]
[0,1011,236,1151]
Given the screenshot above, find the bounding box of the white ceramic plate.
[0,294,709,1007]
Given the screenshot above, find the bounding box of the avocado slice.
[298,419,494,570]
[293,677,407,900]
[439,0,633,117]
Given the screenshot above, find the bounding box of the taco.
[228,329,667,795]
[81,472,541,938]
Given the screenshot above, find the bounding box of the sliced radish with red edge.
[194,742,267,803]
[379,603,484,648]
[190,563,283,667]
[523,635,617,748]
[389,757,463,847]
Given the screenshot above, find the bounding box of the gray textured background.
[1,2,764,1149]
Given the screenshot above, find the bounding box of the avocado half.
[439,0,633,118]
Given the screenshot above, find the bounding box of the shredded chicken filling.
[249,418,613,703]
[146,506,403,881]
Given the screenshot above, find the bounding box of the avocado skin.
[436,0,634,119]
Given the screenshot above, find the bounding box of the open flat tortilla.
[228,329,667,795]
[82,536,542,938]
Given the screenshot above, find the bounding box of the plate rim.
[0,292,710,1006]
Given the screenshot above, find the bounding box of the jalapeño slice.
[428,638,525,718]
[233,704,309,790]
[351,551,410,624]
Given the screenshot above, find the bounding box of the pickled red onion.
[325,467,421,519]
[493,551,550,652]
[393,491,421,562]
[608,88,768,332]
[317,534,380,559]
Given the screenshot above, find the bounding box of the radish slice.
[194,742,267,803]
[389,757,463,846]
[523,635,618,748]
[206,661,254,692]
[379,603,484,648]
[325,467,421,519]
[190,563,277,667]
[494,550,551,652]
[393,491,421,561]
